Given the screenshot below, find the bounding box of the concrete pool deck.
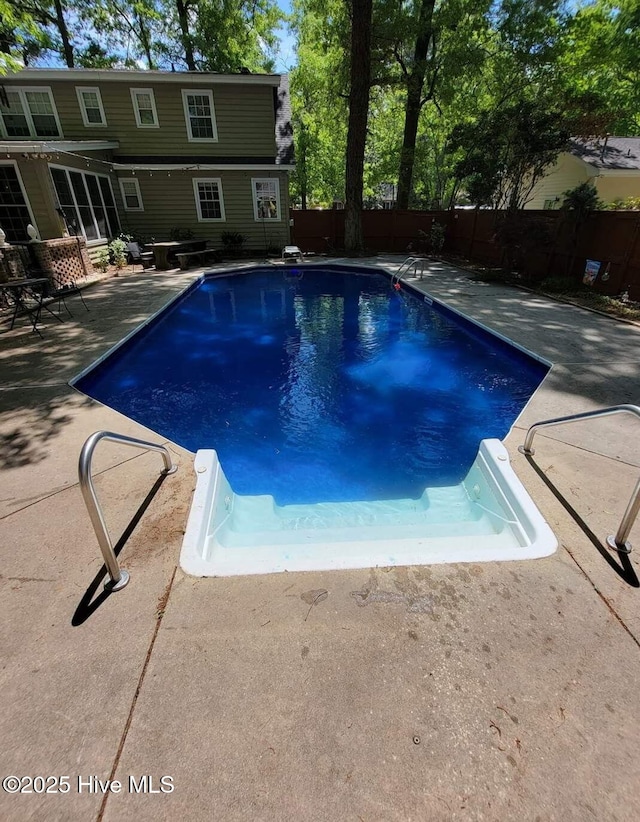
[0,256,639,821]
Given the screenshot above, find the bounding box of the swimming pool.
[73,264,557,575]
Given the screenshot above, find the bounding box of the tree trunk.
[344,0,373,253]
[53,0,74,67]
[176,0,196,70]
[137,14,156,69]
[395,0,435,210]
[298,120,308,209]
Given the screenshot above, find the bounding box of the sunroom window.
[50,166,119,241]
[0,163,34,242]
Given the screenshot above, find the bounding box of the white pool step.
[180,440,557,576]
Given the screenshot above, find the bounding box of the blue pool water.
[75,266,548,505]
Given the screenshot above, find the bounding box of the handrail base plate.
[104,569,130,592]
[606,535,632,555]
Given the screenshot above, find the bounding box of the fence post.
[468,208,478,260]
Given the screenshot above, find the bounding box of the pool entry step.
[180,440,557,577]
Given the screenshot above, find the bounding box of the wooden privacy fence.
[290,208,640,301]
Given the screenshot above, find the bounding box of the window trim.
[75,86,107,128]
[49,162,120,243]
[0,86,63,139]
[118,177,144,212]
[181,89,218,143]
[0,159,39,240]
[251,177,281,222]
[130,87,159,129]
[192,177,226,222]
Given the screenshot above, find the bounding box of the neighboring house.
[526,137,640,209]
[0,68,294,250]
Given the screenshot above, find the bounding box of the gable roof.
[275,74,294,166]
[568,137,640,170]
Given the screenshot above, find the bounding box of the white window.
[76,87,107,127]
[193,178,225,221]
[0,87,62,138]
[130,88,159,128]
[49,165,119,242]
[118,178,144,211]
[251,178,281,221]
[182,90,218,142]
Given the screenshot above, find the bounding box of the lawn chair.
[127,242,154,271]
[282,245,304,263]
[44,275,89,318]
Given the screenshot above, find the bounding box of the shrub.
[429,222,446,255]
[109,237,128,270]
[221,231,247,250]
[561,182,602,214]
[169,227,195,241]
[538,276,582,294]
[605,196,640,211]
[94,247,110,273]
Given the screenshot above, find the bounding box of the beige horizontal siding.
[594,175,640,204]
[115,170,290,248]
[526,153,591,209]
[2,79,277,158]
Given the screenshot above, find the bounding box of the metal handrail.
[78,431,178,592]
[391,257,426,285]
[518,404,640,554]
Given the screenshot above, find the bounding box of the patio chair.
[43,275,89,318]
[127,242,155,271]
[282,245,304,263]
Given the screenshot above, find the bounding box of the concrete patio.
[0,257,639,822]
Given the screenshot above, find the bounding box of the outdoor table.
[0,277,63,337]
[145,241,205,271]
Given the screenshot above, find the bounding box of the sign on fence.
[583,259,601,286]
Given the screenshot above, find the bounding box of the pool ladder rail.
[78,431,178,592]
[391,257,427,286]
[519,404,640,554]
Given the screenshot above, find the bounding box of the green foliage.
[429,221,446,254]
[94,246,111,272]
[221,231,247,249]
[0,0,284,72]
[561,182,602,214]
[606,196,640,211]
[0,0,54,70]
[168,227,195,240]
[538,275,583,293]
[450,99,569,210]
[109,237,128,269]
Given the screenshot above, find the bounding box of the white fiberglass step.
[180,440,557,577]
[228,484,483,534]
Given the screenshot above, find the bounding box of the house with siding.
[525,137,640,209]
[0,68,293,253]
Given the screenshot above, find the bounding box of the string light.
[1,141,205,178]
